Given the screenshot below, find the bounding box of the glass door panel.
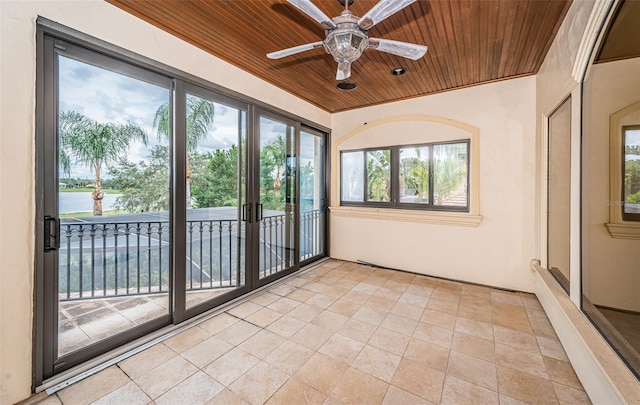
[258,116,297,279]
[56,53,171,357]
[184,92,247,309]
[300,129,325,262]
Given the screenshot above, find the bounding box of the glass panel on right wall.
[582,0,640,378]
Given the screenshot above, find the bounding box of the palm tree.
[263,135,287,196]
[153,95,216,206]
[59,110,148,216]
[367,150,391,202]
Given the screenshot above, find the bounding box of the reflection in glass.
[624,127,640,217]
[184,94,246,309]
[433,143,468,206]
[57,55,170,356]
[341,151,364,202]
[400,147,430,204]
[259,117,296,278]
[300,131,324,261]
[366,149,391,202]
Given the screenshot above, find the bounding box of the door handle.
[44,215,60,252]
[256,203,263,222]
[242,203,252,223]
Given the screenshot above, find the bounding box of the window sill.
[605,222,640,239]
[329,206,483,227]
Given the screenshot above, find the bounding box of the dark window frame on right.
[340,139,470,212]
[622,125,640,222]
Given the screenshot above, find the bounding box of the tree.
[110,146,170,213]
[191,146,239,208]
[154,95,216,206]
[59,110,148,216]
[262,135,286,196]
[367,150,391,202]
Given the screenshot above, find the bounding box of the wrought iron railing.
[59,209,323,301]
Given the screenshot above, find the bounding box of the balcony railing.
[59,209,323,301]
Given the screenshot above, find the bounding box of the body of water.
[59,192,122,214]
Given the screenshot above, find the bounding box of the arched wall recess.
[330,115,482,227]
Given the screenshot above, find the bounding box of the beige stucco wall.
[582,57,640,312]
[0,1,329,403]
[330,76,537,293]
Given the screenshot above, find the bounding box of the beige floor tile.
[266,377,326,405]
[413,322,454,348]
[375,286,403,301]
[404,338,450,372]
[440,375,499,405]
[382,385,433,405]
[528,309,558,340]
[238,329,286,359]
[198,313,240,335]
[405,284,434,297]
[342,290,374,304]
[391,302,424,320]
[383,280,410,293]
[337,318,377,343]
[391,358,445,403]
[181,335,234,368]
[447,351,498,391]
[203,347,260,386]
[57,366,130,405]
[455,317,494,341]
[291,323,334,350]
[543,356,583,389]
[426,299,459,316]
[398,292,428,308]
[304,281,331,293]
[163,326,210,353]
[155,371,223,405]
[536,336,569,361]
[91,381,150,405]
[420,309,457,330]
[329,367,389,405]
[245,307,283,328]
[430,290,461,305]
[323,285,350,298]
[286,288,317,303]
[520,293,544,311]
[311,310,349,332]
[495,343,548,379]
[306,293,337,309]
[352,344,401,383]
[451,332,496,362]
[118,343,177,380]
[294,353,349,395]
[369,327,411,356]
[491,302,533,334]
[269,284,297,296]
[215,319,261,345]
[380,313,418,336]
[499,394,529,405]
[459,294,491,308]
[353,282,381,295]
[250,291,281,306]
[494,325,539,353]
[327,299,362,317]
[264,340,315,375]
[288,302,324,322]
[268,297,301,314]
[135,356,198,399]
[227,301,262,318]
[457,305,493,323]
[352,306,387,325]
[365,295,399,313]
[266,315,307,338]
[497,365,558,404]
[318,333,365,365]
[229,361,290,405]
[206,388,250,405]
[491,291,523,307]
[553,382,591,405]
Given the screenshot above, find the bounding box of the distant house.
[58,183,66,188]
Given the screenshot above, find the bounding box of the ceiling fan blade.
[336,62,352,80]
[267,41,324,59]
[358,0,417,30]
[287,0,336,29]
[369,38,427,60]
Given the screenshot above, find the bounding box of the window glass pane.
[400,146,430,203]
[341,151,364,202]
[624,128,640,217]
[433,143,468,206]
[366,150,391,202]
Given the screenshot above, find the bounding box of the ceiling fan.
[267,0,428,80]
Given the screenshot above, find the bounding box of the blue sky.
[59,55,318,180]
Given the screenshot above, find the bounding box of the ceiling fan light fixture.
[325,29,368,63]
[337,82,357,90]
[391,67,406,76]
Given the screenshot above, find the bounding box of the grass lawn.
[59,187,121,193]
[60,210,122,219]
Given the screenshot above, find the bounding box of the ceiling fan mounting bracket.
[338,0,355,5]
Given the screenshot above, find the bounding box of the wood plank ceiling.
[108,0,571,113]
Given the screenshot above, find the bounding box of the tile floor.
[34,260,591,404]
